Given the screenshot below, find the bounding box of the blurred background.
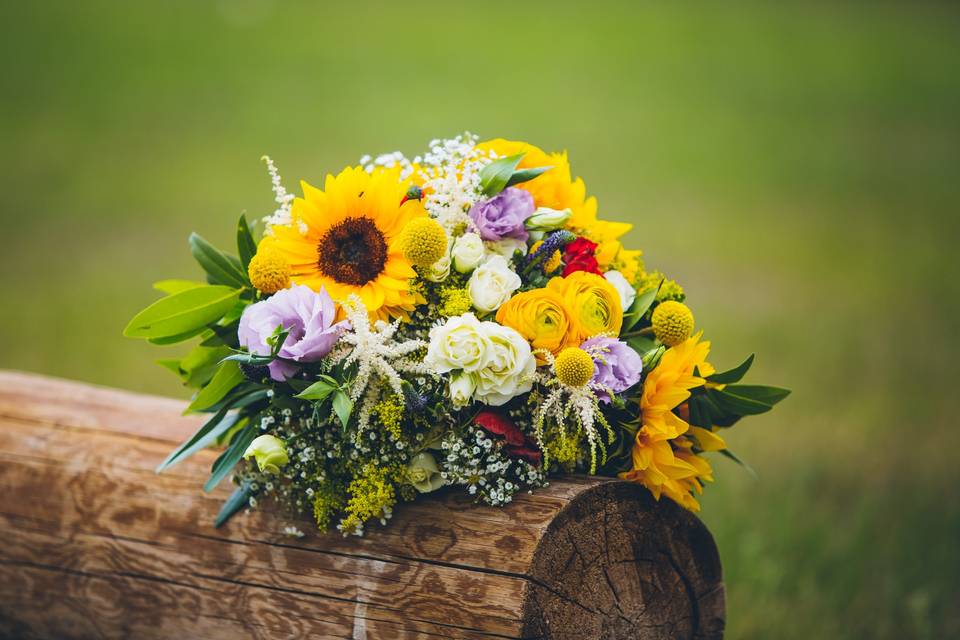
[2,1,957,637]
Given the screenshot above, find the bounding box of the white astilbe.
[260,155,304,236]
[331,295,428,429]
[417,133,496,234]
[532,350,615,474]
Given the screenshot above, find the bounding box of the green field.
[1,1,957,637]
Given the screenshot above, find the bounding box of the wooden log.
[0,371,725,639]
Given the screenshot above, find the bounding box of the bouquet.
[125,134,788,535]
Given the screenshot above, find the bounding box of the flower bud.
[452,232,485,273]
[449,372,477,408]
[406,452,447,493]
[525,207,572,232]
[243,435,289,474]
[603,270,636,310]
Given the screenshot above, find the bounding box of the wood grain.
[0,370,725,639]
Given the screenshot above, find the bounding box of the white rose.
[424,313,492,373]
[525,207,572,231]
[468,255,522,314]
[484,237,528,259]
[474,322,536,406]
[448,372,477,408]
[423,238,453,282]
[451,232,485,273]
[604,270,636,311]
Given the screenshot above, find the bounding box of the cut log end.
[522,482,725,640]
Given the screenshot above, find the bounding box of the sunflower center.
[317,216,387,286]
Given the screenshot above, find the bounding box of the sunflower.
[477,139,641,281]
[261,166,423,321]
[619,332,719,510]
[620,431,714,512]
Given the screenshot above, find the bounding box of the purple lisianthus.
[469,187,535,242]
[581,337,643,403]
[238,285,347,381]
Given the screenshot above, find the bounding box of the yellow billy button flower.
[248,247,291,294]
[243,435,289,474]
[555,347,595,387]
[651,300,695,346]
[400,217,447,268]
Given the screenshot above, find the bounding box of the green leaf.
[236,215,257,270]
[156,405,237,472]
[124,285,241,339]
[200,386,268,415]
[332,390,353,428]
[153,279,205,295]
[146,326,210,346]
[627,335,656,355]
[505,165,551,188]
[180,345,231,388]
[715,384,790,416]
[214,481,252,528]
[202,322,241,349]
[189,232,249,289]
[479,153,524,197]
[185,362,245,413]
[156,389,268,472]
[622,280,662,333]
[221,352,275,366]
[719,448,758,479]
[204,423,258,492]
[295,379,337,401]
[707,354,755,384]
[156,358,183,377]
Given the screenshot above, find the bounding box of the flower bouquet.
[125,134,788,535]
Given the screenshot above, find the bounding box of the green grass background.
[2,1,957,636]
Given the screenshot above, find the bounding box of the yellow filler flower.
[262,166,424,320]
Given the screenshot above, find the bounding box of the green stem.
[620,327,654,339]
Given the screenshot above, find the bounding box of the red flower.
[473,411,543,467]
[562,237,602,277]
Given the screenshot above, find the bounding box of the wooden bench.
[0,371,725,639]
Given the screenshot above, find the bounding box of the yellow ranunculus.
[547,272,622,341]
[496,288,576,357]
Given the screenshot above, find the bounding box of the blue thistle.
[524,229,576,271]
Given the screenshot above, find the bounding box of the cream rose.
[474,322,537,406]
[468,255,522,314]
[452,232,485,273]
[424,313,492,373]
